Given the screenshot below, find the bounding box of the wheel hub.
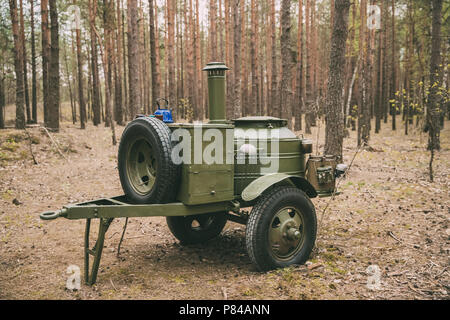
[269,207,305,259]
[126,138,157,195]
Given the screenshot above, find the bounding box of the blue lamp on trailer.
[153,98,174,123]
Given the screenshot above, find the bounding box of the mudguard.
[241,173,317,202]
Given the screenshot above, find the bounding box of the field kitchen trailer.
[40,62,347,285]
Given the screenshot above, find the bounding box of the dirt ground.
[0,107,448,300]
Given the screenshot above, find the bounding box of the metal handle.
[156,98,169,109]
[40,209,66,220]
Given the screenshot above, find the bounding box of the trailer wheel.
[246,186,317,271]
[118,117,179,204]
[166,212,228,245]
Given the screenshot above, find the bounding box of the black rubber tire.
[245,186,317,271]
[166,212,228,245]
[118,117,179,204]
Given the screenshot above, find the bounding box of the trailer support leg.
[84,218,113,286]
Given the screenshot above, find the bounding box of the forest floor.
[0,107,449,300]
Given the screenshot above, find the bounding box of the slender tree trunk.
[0,74,5,129]
[63,41,75,124]
[9,0,25,129]
[47,0,59,131]
[357,0,367,146]
[89,0,101,125]
[250,0,259,115]
[41,0,50,126]
[127,0,141,118]
[210,0,218,61]
[167,0,176,118]
[30,0,37,123]
[270,0,277,117]
[375,1,383,134]
[295,0,304,131]
[74,0,86,129]
[324,0,350,160]
[92,0,117,144]
[304,0,312,133]
[390,0,396,130]
[427,0,443,155]
[19,0,31,124]
[280,0,293,127]
[115,0,124,125]
[232,0,241,119]
[195,0,202,120]
[241,0,248,116]
[0,75,5,128]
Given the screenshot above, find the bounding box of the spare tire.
[118,117,179,204]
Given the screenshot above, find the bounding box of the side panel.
[177,164,234,205]
[169,124,235,205]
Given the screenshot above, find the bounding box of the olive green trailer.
[40,62,346,286]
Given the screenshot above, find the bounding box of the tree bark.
[10,0,25,129]
[427,0,443,153]
[232,0,241,119]
[127,0,141,118]
[270,0,277,117]
[280,0,293,127]
[89,0,101,125]
[30,0,37,124]
[390,0,396,130]
[115,0,124,125]
[324,0,350,160]
[48,0,60,132]
[210,0,218,61]
[294,0,304,131]
[19,0,30,124]
[74,0,86,129]
[167,0,176,118]
[250,0,259,115]
[41,0,50,126]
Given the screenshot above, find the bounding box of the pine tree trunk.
[427,0,443,153]
[115,0,124,125]
[48,0,59,132]
[280,0,292,127]
[30,0,37,124]
[74,0,86,129]
[167,0,176,118]
[304,0,312,134]
[324,0,350,160]
[41,0,50,126]
[19,0,31,124]
[390,0,396,130]
[241,0,248,116]
[10,0,25,129]
[210,0,218,61]
[149,0,160,109]
[270,0,277,118]
[295,0,304,131]
[89,0,101,125]
[250,0,259,115]
[0,75,5,128]
[63,41,75,124]
[232,0,241,119]
[127,0,141,118]
[0,74,5,129]
[375,1,383,134]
